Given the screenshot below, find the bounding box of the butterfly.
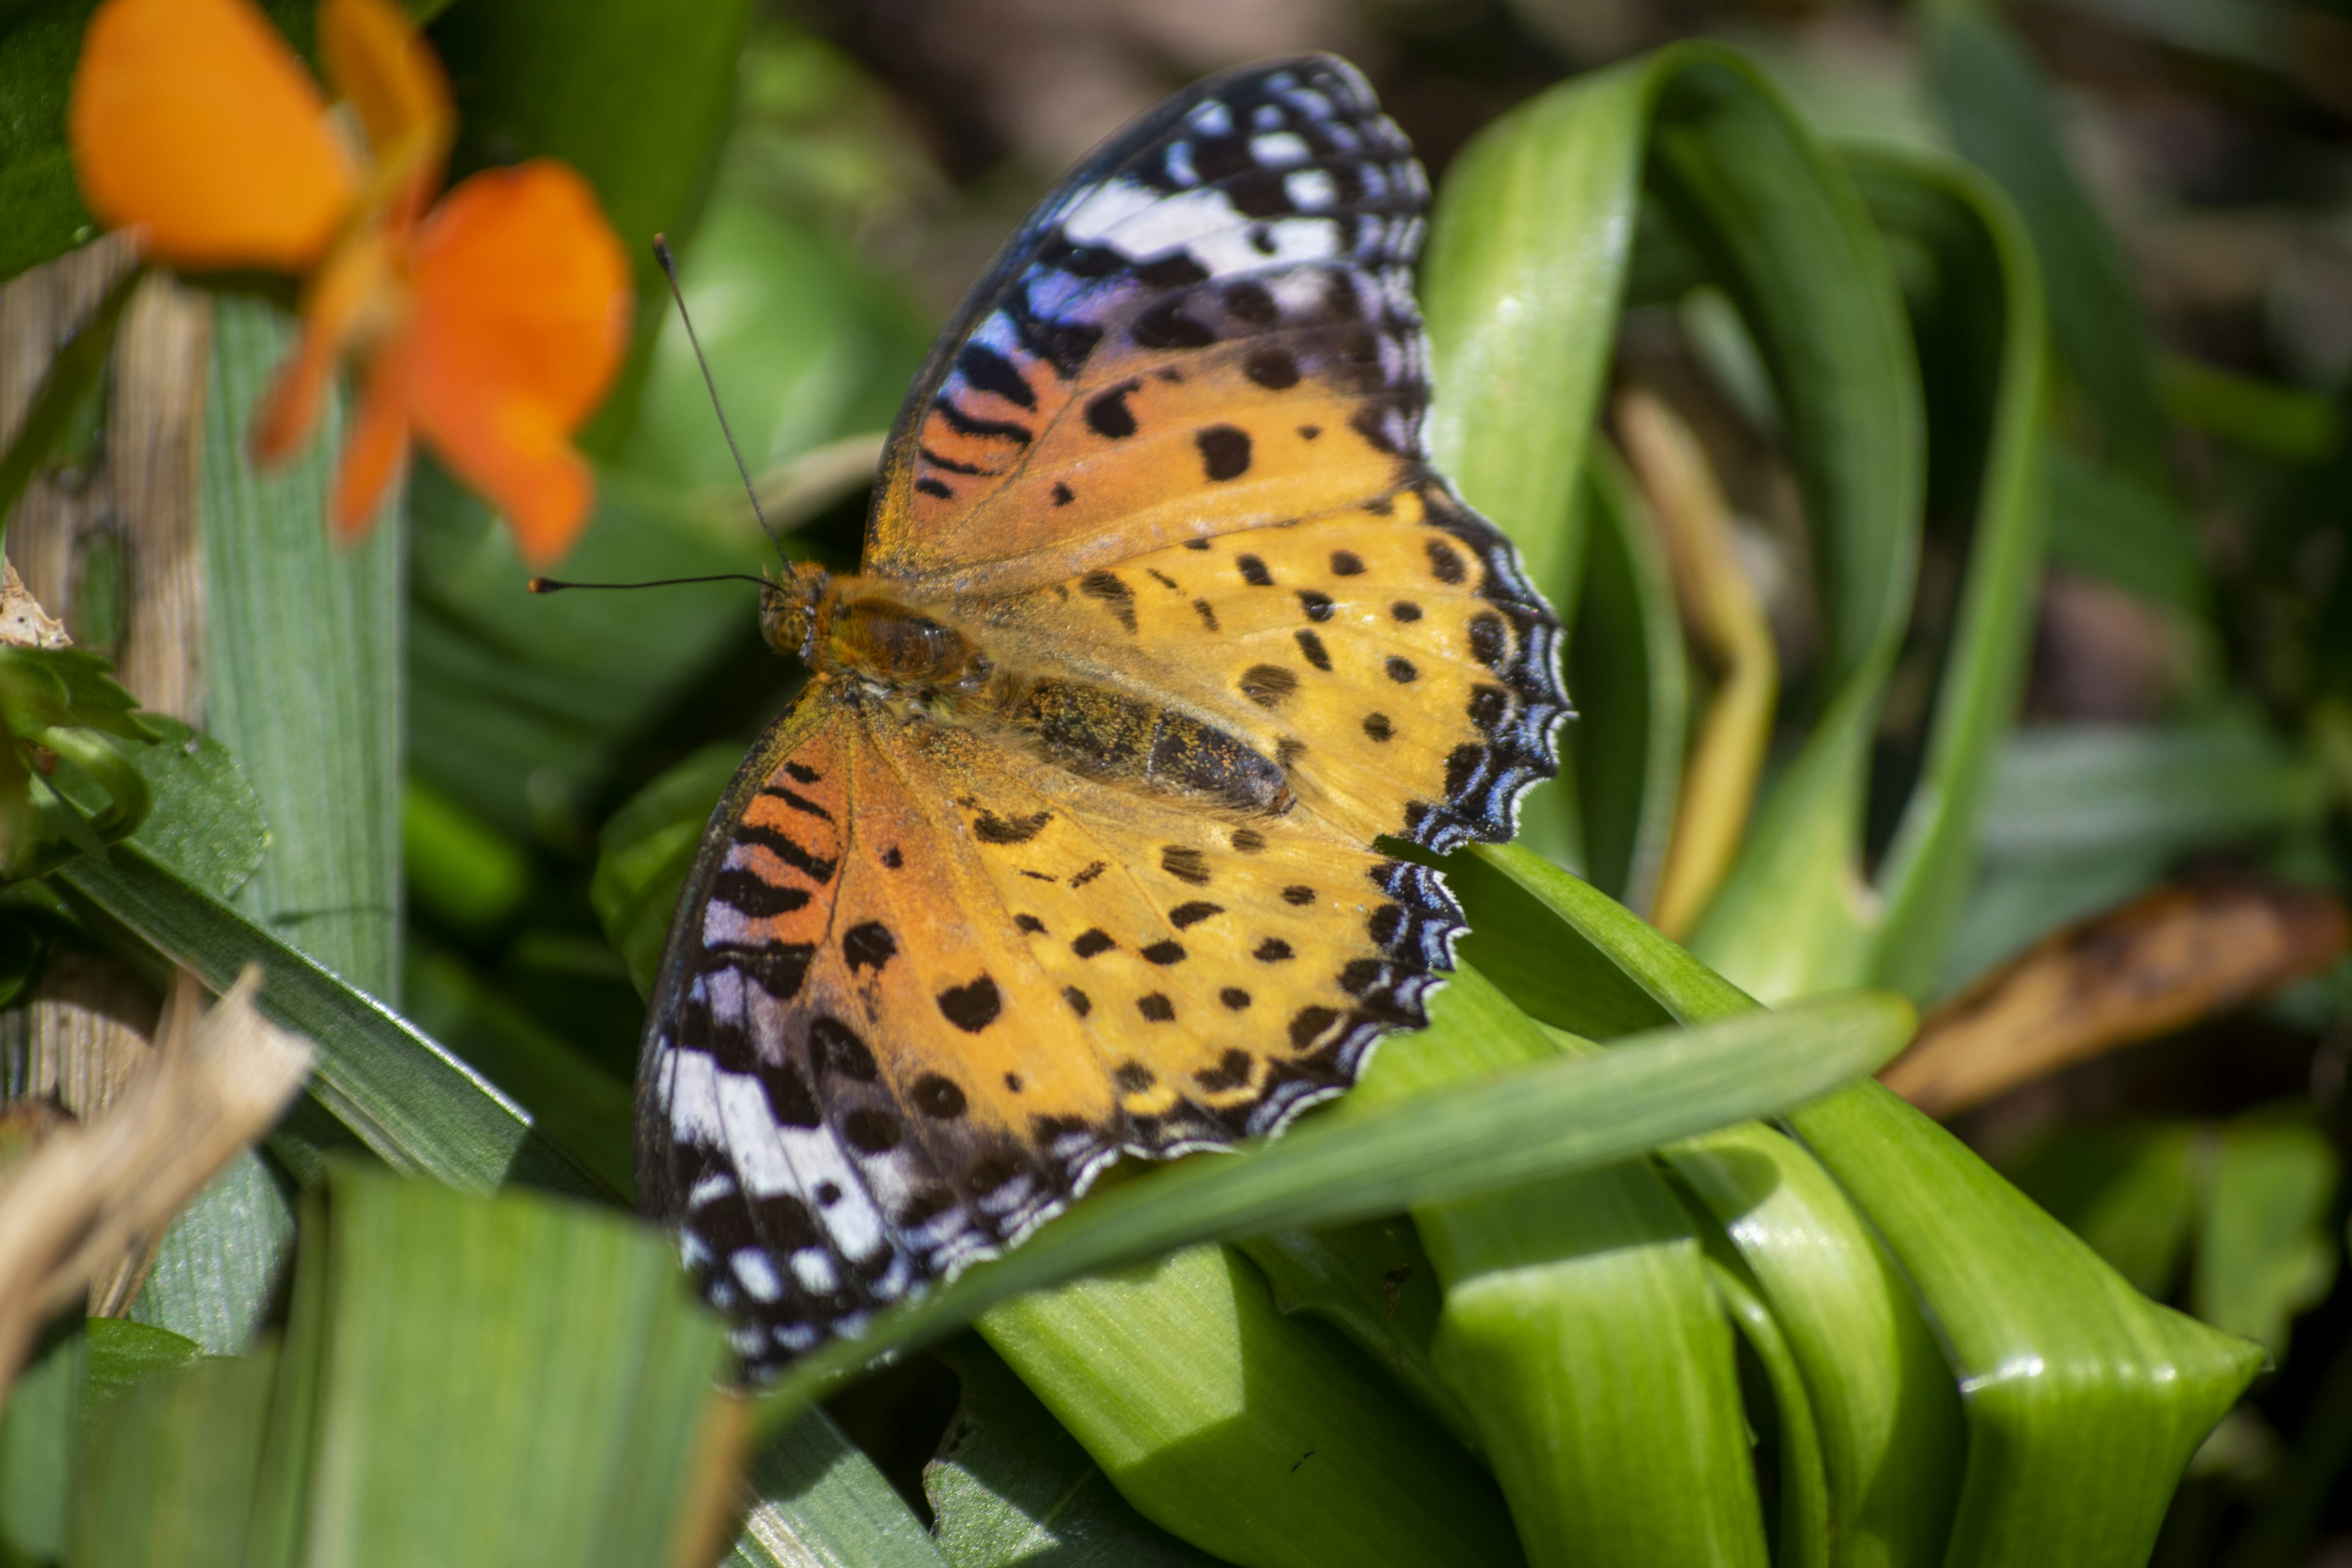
[636,54,1568,1377]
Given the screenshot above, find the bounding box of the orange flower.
[68,0,631,562]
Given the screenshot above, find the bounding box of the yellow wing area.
[979,479,1562,853]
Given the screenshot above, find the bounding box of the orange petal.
[70,0,357,270]
[319,0,451,200]
[406,161,631,562]
[251,229,399,464]
[333,341,413,539]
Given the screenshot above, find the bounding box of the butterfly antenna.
[652,233,783,557]
[528,573,772,595]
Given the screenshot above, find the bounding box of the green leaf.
[591,741,740,998]
[77,1168,736,1568]
[2192,1110,2339,1356]
[0,1,101,282]
[199,298,402,1002]
[733,1408,953,1568]
[0,255,142,532]
[2040,443,2207,616]
[1420,1156,1767,1568]
[2005,1123,2199,1298]
[1238,1219,1478,1453]
[1697,1246,1830,1568]
[982,1242,1519,1568]
[0,1317,82,1558]
[270,1167,731,1567]
[56,841,602,1198]
[1567,448,1684,914]
[1977,718,2326,862]
[750,980,1913,1434]
[1792,1085,2262,1568]
[401,777,528,935]
[2157,354,2341,462]
[1847,146,2052,1001]
[127,1150,298,1355]
[83,1319,203,1411]
[1924,7,2169,481]
[925,1335,1219,1567]
[1942,718,2329,987]
[1464,842,2266,1566]
[1453,845,1966,1568]
[119,717,269,902]
[71,1344,279,1568]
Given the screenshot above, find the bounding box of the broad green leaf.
[1924,7,2169,481]
[1660,1115,1964,1567]
[925,1334,1220,1567]
[1568,449,1684,915]
[56,842,601,1199]
[83,1318,203,1409]
[983,1242,1521,1568]
[749,981,1913,1435]
[1437,44,1921,1001]
[119,718,270,902]
[128,1150,298,1355]
[1471,845,2265,1568]
[2040,443,2207,616]
[1792,1085,2261,1568]
[2193,1111,2339,1356]
[79,1170,736,1568]
[733,1407,952,1568]
[70,1344,279,1568]
[1336,962,1767,1568]
[1420,1158,1766,1568]
[1697,1246,1830,1568]
[2004,1123,2199,1298]
[1238,1219,1477,1453]
[200,298,402,1002]
[1847,147,2051,1001]
[266,1168,732,1568]
[0,1318,83,1558]
[1461,840,1964,1568]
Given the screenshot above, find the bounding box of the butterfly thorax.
[760,564,1295,816]
[762,564,987,696]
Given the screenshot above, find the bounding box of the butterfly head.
[758,560,832,663]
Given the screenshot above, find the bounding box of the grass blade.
[750,979,1913,1436]
[56,842,600,1199]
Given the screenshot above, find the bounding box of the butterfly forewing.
[641,53,1570,1377]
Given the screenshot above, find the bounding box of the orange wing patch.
[641,57,1567,1378]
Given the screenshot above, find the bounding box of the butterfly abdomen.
[1003,674,1294,814]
